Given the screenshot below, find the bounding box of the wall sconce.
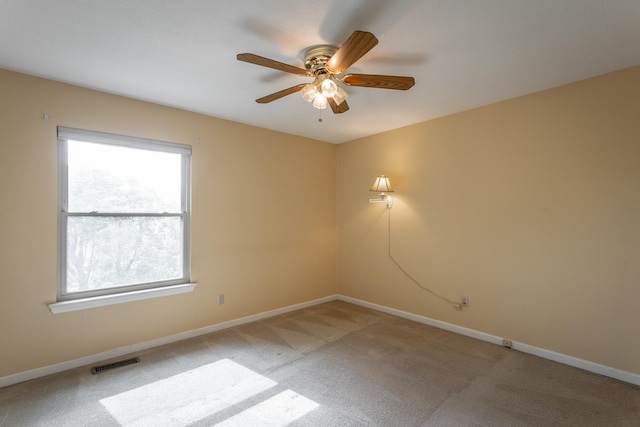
[369,175,394,208]
[367,174,462,310]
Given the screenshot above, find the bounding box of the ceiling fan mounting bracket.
[303,45,339,75]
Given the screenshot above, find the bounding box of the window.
[56,127,192,306]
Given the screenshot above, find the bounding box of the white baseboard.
[338,295,640,387]
[0,295,337,389]
[2,294,639,389]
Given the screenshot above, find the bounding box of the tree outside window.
[57,127,191,300]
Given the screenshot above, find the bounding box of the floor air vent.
[91,357,140,375]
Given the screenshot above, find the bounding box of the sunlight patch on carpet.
[99,358,317,426]
[214,389,320,427]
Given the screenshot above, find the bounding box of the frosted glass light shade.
[300,83,319,102]
[321,79,338,98]
[333,86,349,105]
[312,94,328,109]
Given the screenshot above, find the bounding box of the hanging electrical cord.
[386,205,462,309]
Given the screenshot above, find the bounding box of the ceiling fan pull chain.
[318,108,323,123]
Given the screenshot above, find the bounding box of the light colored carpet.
[0,301,638,426]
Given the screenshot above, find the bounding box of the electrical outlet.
[461,296,469,307]
[218,294,225,305]
[502,339,513,348]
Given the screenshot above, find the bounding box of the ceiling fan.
[237,30,415,115]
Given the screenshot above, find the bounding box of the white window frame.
[49,127,195,313]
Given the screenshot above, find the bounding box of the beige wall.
[2,65,638,380]
[338,66,640,375]
[0,69,337,377]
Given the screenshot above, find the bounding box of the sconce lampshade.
[370,175,394,193]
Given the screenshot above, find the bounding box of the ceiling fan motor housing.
[304,45,339,76]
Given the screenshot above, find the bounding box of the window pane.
[67,140,182,213]
[66,216,183,292]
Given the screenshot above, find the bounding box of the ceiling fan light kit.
[237,31,415,117]
[301,45,344,110]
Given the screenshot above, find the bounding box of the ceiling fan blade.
[342,74,415,90]
[328,98,350,114]
[237,53,308,76]
[327,31,378,73]
[256,84,307,103]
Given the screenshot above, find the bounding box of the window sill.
[48,283,197,314]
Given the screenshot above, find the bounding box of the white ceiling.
[1,1,639,143]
